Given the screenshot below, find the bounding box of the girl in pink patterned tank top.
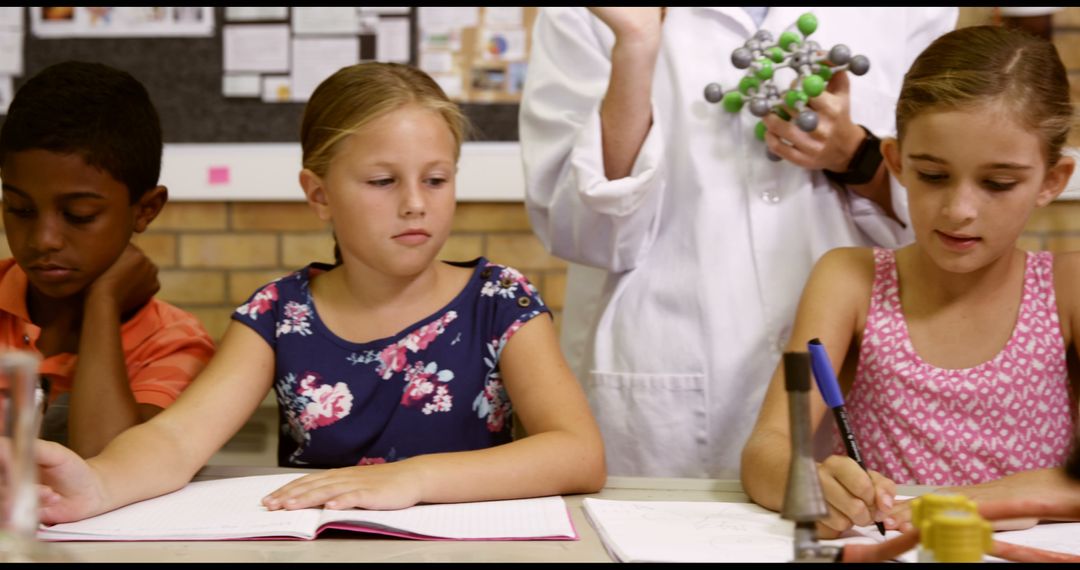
[742,25,1080,539]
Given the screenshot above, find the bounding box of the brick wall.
[1050,9,1080,150]
[30,202,564,341]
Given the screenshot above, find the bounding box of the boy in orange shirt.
[0,61,215,458]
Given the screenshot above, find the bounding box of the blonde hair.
[300,62,468,177]
[897,25,1074,166]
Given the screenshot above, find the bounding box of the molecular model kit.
[704,13,869,160]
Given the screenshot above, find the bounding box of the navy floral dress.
[232,257,550,467]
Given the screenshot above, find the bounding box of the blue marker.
[807,338,887,536]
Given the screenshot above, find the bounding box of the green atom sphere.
[779,31,801,51]
[784,89,808,108]
[722,91,744,113]
[755,60,774,81]
[802,75,825,97]
[703,12,873,155]
[797,13,818,37]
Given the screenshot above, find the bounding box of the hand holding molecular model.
[704,13,870,161]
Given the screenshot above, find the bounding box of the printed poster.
[31,7,214,38]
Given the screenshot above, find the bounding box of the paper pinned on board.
[291,7,359,35]
[375,17,410,63]
[223,24,290,73]
[225,7,288,22]
[289,36,359,102]
[0,7,23,31]
[0,75,13,115]
[0,31,22,76]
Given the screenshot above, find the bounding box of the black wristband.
[823,125,883,186]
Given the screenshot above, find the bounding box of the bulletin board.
[418,7,538,104]
[0,7,535,144]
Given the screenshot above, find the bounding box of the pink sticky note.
[208,166,230,185]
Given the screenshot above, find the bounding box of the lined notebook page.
[583,498,910,563]
[990,523,1080,560]
[584,498,797,563]
[319,496,576,540]
[584,498,1080,563]
[41,473,318,540]
[40,473,577,542]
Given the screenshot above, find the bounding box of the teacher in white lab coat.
[519,7,957,478]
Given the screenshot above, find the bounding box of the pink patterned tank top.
[839,248,1075,486]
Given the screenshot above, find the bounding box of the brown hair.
[300,62,468,177]
[299,62,468,265]
[896,25,1074,166]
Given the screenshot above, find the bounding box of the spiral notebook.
[39,473,578,542]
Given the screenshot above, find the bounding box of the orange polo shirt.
[0,258,215,408]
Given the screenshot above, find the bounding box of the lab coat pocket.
[587,371,708,477]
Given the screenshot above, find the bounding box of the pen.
[807,338,887,537]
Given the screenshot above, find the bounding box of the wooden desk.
[49,466,929,563]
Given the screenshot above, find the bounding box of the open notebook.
[583,498,1080,563]
[39,473,578,542]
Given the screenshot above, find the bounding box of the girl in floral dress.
[35,63,605,523]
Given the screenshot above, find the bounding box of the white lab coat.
[520,7,957,478]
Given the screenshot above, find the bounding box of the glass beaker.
[0,351,72,562]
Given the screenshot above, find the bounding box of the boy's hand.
[261,461,427,511]
[815,454,896,537]
[85,243,160,317]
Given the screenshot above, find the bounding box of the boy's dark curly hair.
[0,60,162,202]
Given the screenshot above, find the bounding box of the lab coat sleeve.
[519,7,665,273]
[846,7,958,249]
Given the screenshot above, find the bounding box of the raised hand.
[588,7,664,44]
